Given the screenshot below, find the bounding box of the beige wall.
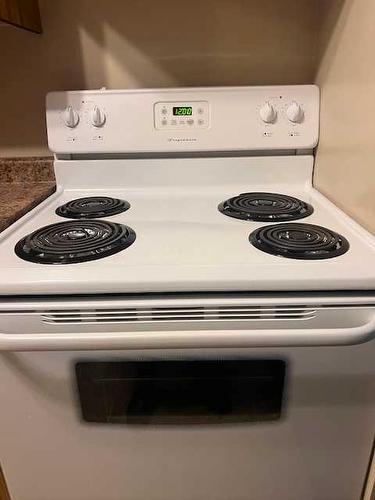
[0,0,322,156]
[1,0,374,235]
[314,0,375,234]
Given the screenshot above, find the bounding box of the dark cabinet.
[0,0,41,33]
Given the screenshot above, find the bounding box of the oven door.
[0,343,374,500]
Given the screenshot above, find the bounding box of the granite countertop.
[0,157,56,233]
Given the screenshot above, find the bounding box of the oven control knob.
[286,101,304,123]
[63,106,79,128]
[91,106,106,127]
[259,102,277,123]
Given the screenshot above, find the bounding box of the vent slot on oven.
[41,305,317,325]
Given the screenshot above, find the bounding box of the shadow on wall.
[0,0,346,155]
[69,0,321,88]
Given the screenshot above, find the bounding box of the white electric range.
[0,86,374,500]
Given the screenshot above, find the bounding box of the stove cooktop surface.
[1,156,374,294]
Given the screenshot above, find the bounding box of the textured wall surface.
[0,0,322,156]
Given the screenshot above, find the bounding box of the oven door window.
[75,360,286,425]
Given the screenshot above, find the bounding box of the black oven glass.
[75,360,286,425]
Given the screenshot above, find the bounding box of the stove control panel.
[47,85,319,154]
[154,101,209,130]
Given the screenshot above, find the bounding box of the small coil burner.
[218,192,313,222]
[249,223,349,260]
[56,196,130,219]
[15,220,136,264]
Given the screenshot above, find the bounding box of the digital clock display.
[173,106,193,116]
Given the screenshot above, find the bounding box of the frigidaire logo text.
[168,137,197,143]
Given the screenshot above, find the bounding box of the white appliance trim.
[0,293,374,351]
[46,85,319,154]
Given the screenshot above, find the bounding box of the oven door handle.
[0,315,374,351]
